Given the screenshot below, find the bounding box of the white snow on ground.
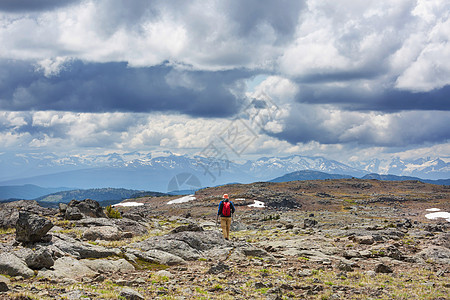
[248,200,265,208]
[167,195,196,205]
[235,198,246,201]
[425,212,450,222]
[426,208,441,212]
[113,202,144,207]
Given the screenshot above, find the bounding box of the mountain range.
[0,151,449,193]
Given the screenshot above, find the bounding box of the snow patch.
[425,212,450,222]
[235,198,246,201]
[248,200,265,208]
[426,208,441,212]
[167,195,196,205]
[113,202,144,207]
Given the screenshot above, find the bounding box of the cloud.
[0,59,252,117]
[0,0,79,12]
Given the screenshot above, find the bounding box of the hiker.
[217,194,235,240]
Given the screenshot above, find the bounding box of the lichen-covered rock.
[65,199,106,220]
[15,211,53,243]
[0,253,34,278]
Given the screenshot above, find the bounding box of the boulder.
[127,249,186,266]
[82,226,125,241]
[65,206,83,220]
[81,258,135,274]
[0,253,34,278]
[37,256,97,281]
[353,235,374,245]
[15,246,54,270]
[51,233,121,259]
[65,199,106,220]
[120,288,145,300]
[415,246,450,264]
[132,230,227,261]
[0,275,11,292]
[303,219,318,228]
[374,263,393,273]
[170,223,203,234]
[15,211,53,243]
[0,200,55,228]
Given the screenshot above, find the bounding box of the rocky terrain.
[0,179,449,299]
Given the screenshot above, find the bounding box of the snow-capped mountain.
[1,152,449,192]
[350,157,450,180]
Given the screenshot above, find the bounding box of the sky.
[0,0,449,166]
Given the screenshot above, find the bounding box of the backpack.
[222,201,231,217]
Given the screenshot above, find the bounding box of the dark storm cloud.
[0,60,253,117]
[295,83,450,112]
[0,0,79,12]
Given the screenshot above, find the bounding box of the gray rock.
[82,226,123,241]
[58,203,68,214]
[65,206,83,220]
[37,257,98,281]
[354,235,374,245]
[65,199,106,220]
[23,247,54,269]
[170,223,203,234]
[120,288,145,300]
[82,258,135,274]
[127,248,185,266]
[337,261,354,272]
[415,246,450,264]
[132,230,226,261]
[241,246,272,258]
[206,262,230,274]
[0,200,55,228]
[51,233,121,259]
[303,218,318,228]
[155,270,174,278]
[114,218,148,236]
[0,275,10,292]
[0,252,34,278]
[15,211,53,243]
[375,263,393,273]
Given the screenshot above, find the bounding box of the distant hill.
[34,187,166,205]
[0,184,72,200]
[270,170,353,182]
[270,171,450,185]
[361,173,450,185]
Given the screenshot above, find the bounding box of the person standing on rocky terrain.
[217,194,235,240]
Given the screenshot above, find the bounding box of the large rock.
[37,257,97,281]
[0,253,34,278]
[415,246,450,264]
[15,246,54,270]
[132,230,227,261]
[120,288,145,300]
[127,249,186,266]
[15,211,53,243]
[82,226,127,241]
[0,275,9,292]
[0,200,55,228]
[65,199,106,220]
[353,235,375,245]
[81,258,135,274]
[51,233,121,259]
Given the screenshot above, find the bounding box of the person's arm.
[230,201,235,214]
[217,201,223,216]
